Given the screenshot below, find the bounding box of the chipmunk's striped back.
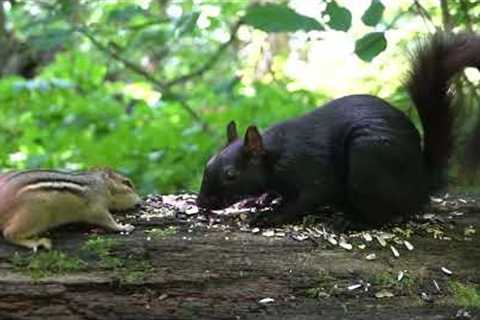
[6,170,92,197]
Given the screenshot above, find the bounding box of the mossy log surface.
[0,193,479,320]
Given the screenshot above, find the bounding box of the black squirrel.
[196,32,480,227]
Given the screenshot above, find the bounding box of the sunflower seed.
[375,289,394,299]
[291,234,309,241]
[404,240,414,251]
[339,239,353,250]
[262,230,275,237]
[259,297,274,304]
[390,245,400,258]
[363,233,373,242]
[441,267,452,275]
[327,236,338,245]
[251,227,261,234]
[397,271,404,281]
[376,235,387,247]
[185,205,199,215]
[348,284,362,291]
[366,253,376,261]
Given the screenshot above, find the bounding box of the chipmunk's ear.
[226,121,238,145]
[244,125,264,157]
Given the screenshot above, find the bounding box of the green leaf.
[175,12,200,37]
[30,28,73,51]
[324,1,352,31]
[361,0,385,27]
[108,5,144,22]
[243,4,324,33]
[354,32,387,62]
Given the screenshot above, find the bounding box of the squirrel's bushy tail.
[406,32,480,188]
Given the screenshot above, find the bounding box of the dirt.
[0,193,479,320]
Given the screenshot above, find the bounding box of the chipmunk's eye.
[122,179,134,188]
[224,168,238,181]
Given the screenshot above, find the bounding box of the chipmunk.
[0,168,142,251]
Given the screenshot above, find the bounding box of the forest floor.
[0,193,479,320]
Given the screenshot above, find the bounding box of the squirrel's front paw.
[249,212,275,228]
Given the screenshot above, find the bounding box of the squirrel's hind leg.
[346,141,428,226]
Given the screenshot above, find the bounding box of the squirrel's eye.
[225,168,237,181]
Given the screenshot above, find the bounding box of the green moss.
[82,236,120,257]
[82,235,153,283]
[371,271,416,291]
[145,226,177,240]
[304,271,339,298]
[450,281,480,307]
[10,250,86,280]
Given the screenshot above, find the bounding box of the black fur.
[197,32,480,227]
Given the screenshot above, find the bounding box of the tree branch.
[459,0,473,32]
[439,0,452,31]
[79,29,168,90]
[0,1,6,39]
[412,0,436,28]
[165,20,241,87]
[78,28,212,133]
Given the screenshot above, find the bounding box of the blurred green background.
[0,0,479,194]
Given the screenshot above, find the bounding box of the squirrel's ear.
[226,121,238,145]
[244,125,264,156]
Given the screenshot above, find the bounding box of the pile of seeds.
[134,193,477,261]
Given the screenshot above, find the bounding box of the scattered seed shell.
[420,292,433,303]
[327,236,338,246]
[366,253,376,261]
[258,297,274,304]
[363,233,373,242]
[441,267,452,276]
[347,284,362,291]
[375,289,394,299]
[397,271,404,281]
[433,280,441,292]
[376,236,387,247]
[339,240,353,251]
[390,245,400,258]
[291,234,309,242]
[185,206,199,215]
[404,240,414,251]
[423,213,435,220]
[262,230,275,237]
[158,294,168,301]
[358,244,366,250]
[430,196,443,203]
[251,228,260,234]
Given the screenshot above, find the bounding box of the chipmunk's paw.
[120,223,135,233]
[32,238,52,253]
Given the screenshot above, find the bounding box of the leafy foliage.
[355,32,388,62]
[0,0,478,193]
[362,0,385,27]
[243,3,324,32]
[324,1,352,32]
